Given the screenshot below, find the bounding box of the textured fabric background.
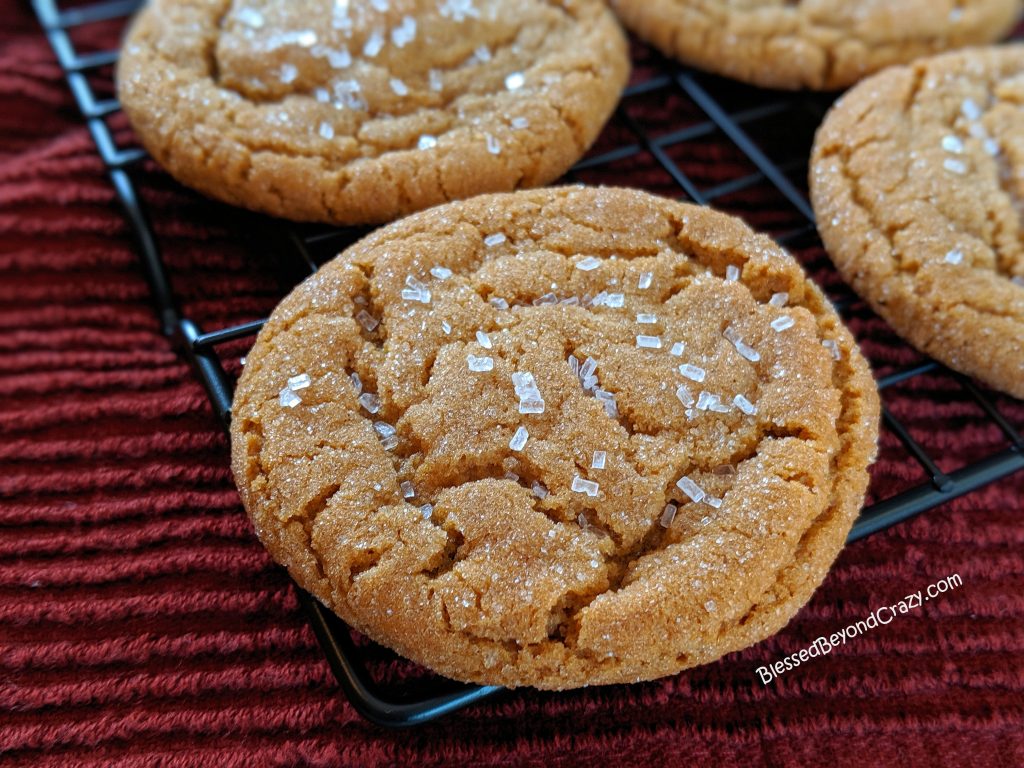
[2,4,1023,766]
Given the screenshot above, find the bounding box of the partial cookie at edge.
[811,45,1024,398]
[609,0,1022,90]
[117,0,629,224]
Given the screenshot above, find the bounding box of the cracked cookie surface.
[116,0,628,224]
[609,0,1021,90]
[230,186,880,689]
[811,45,1024,399]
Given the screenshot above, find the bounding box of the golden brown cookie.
[609,0,1022,90]
[230,186,880,689]
[116,1,628,225]
[811,45,1024,399]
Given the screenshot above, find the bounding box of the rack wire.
[34,0,1024,727]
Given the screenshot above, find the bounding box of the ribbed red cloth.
[2,5,1023,766]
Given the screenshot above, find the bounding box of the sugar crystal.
[696,391,730,413]
[505,71,526,90]
[943,158,967,175]
[733,394,756,415]
[467,354,493,372]
[571,476,599,497]
[676,475,705,503]
[236,8,264,28]
[323,47,352,68]
[580,357,597,380]
[534,293,558,306]
[595,389,618,418]
[509,425,529,451]
[961,98,982,121]
[942,134,964,154]
[724,325,760,362]
[678,363,705,382]
[358,392,381,414]
[363,30,384,57]
[402,288,431,303]
[402,276,431,304]
[676,384,694,406]
[279,387,301,408]
[391,16,416,47]
[356,310,379,332]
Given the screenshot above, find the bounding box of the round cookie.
[116,1,628,225]
[230,186,880,689]
[811,45,1024,399]
[609,0,1022,90]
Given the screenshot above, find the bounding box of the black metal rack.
[33,0,1023,727]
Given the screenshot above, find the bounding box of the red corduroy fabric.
[2,4,1023,766]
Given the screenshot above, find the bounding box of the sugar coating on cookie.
[609,0,1022,90]
[117,1,629,224]
[230,187,880,689]
[811,45,1024,398]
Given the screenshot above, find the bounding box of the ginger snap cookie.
[811,45,1024,399]
[609,0,1022,90]
[116,1,628,225]
[230,186,880,689]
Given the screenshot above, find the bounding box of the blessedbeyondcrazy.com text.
[756,572,963,685]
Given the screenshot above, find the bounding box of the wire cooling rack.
[34,0,1024,727]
